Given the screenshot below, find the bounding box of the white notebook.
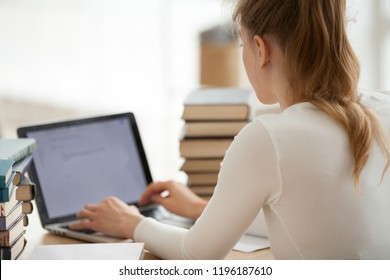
[29,242,144,260]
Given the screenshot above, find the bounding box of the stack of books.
[0,138,37,260]
[180,88,254,199]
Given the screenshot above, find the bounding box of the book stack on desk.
[0,138,36,260]
[180,88,254,199]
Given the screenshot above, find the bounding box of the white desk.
[22,202,273,260]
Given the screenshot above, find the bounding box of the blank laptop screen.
[26,117,148,219]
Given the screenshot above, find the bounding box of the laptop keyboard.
[61,224,96,234]
[58,207,173,235]
[141,206,173,220]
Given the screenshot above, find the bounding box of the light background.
[0,0,389,180]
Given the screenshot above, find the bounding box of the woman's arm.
[135,120,281,259]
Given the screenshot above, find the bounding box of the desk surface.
[22,204,274,260]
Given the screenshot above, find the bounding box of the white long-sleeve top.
[134,90,390,259]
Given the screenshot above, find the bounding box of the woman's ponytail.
[233,0,390,186]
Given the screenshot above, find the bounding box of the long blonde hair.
[232,0,390,186]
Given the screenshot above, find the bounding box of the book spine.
[16,185,35,201]
[0,218,5,229]
[0,190,17,216]
[0,188,10,202]
[12,171,22,186]
[0,234,11,247]
[0,215,24,246]
[0,160,14,189]
[12,155,33,186]
[22,201,33,214]
[0,182,17,203]
[23,215,29,227]
[0,171,15,190]
[0,248,11,260]
[0,172,16,190]
[0,179,6,189]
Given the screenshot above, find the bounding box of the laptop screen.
[18,113,152,223]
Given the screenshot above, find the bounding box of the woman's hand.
[139,180,207,220]
[69,196,143,239]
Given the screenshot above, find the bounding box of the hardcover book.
[21,201,33,215]
[0,159,15,189]
[0,188,18,216]
[16,176,36,201]
[23,215,29,227]
[183,121,247,138]
[0,201,23,230]
[0,174,17,202]
[182,88,254,121]
[0,234,26,260]
[189,185,216,196]
[179,138,233,158]
[0,213,25,247]
[11,154,33,186]
[187,172,218,185]
[180,158,223,173]
[0,138,36,162]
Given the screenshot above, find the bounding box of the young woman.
[70,0,390,259]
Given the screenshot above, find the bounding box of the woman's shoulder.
[234,103,317,147]
[247,102,346,148]
[252,102,325,128]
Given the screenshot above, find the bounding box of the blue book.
[0,160,15,189]
[11,154,33,186]
[0,174,17,202]
[0,138,37,162]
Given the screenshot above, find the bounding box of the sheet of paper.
[29,242,144,260]
[233,234,270,253]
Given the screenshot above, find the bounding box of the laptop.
[17,112,194,243]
